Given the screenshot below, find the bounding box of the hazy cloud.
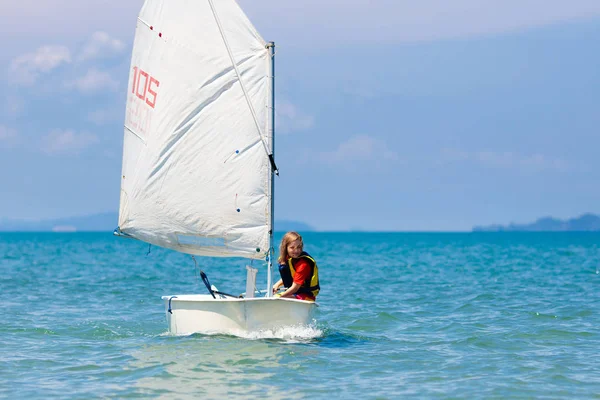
[320,135,398,164]
[9,46,71,85]
[42,129,99,155]
[3,96,25,117]
[441,148,569,172]
[0,125,18,147]
[243,0,600,45]
[276,100,314,134]
[66,69,119,94]
[2,1,600,50]
[78,31,126,62]
[88,108,121,125]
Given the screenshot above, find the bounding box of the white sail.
[118,0,272,259]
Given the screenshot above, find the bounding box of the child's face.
[287,239,303,259]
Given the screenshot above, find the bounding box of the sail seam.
[207,0,273,161]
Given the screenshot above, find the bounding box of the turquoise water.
[1,232,599,398]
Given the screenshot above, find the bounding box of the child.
[272,231,320,301]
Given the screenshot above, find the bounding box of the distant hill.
[0,212,314,232]
[473,213,600,232]
[273,220,315,232]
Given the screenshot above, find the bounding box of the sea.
[1,231,599,399]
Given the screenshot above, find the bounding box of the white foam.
[160,320,324,342]
[232,322,323,342]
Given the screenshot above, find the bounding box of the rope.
[167,296,178,314]
[200,271,216,299]
[192,256,216,299]
[207,0,276,172]
[192,255,200,284]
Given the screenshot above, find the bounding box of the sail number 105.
[132,66,160,109]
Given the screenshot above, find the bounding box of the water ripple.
[2,232,600,398]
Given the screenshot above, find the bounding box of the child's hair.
[278,231,303,264]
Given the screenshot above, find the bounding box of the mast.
[266,41,275,297]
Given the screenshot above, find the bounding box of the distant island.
[274,220,315,232]
[473,213,600,232]
[0,212,314,232]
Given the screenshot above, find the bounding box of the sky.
[1,1,599,231]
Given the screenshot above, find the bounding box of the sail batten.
[118,0,271,259]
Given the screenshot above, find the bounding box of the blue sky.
[1,1,599,231]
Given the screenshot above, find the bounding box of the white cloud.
[66,69,119,93]
[441,148,569,172]
[276,100,314,134]
[9,46,71,85]
[78,31,126,62]
[42,129,99,155]
[320,135,398,164]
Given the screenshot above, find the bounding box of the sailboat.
[115,0,317,334]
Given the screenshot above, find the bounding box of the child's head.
[278,231,303,263]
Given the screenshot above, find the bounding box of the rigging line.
[207,0,275,169]
[124,125,147,145]
[192,255,199,284]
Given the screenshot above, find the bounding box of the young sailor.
[272,231,320,301]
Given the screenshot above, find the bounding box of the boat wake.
[232,323,324,342]
[161,320,324,342]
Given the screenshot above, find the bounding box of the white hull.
[161,295,317,334]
